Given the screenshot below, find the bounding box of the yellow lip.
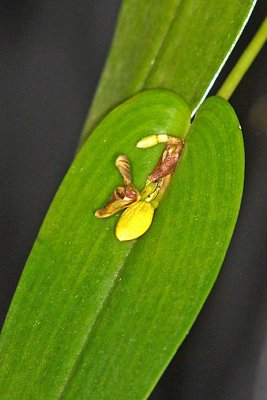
[116,201,155,241]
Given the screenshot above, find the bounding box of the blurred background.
[0,1,266,399]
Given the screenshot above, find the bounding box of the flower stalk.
[217,18,267,100]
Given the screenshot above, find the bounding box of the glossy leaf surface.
[0,90,244,399]
[81,0,256,143]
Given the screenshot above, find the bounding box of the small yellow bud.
[116,201,154,241]
[136,134,169,149]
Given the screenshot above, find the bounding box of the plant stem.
[217,18,267,100]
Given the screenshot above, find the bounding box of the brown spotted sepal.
[95,155,140,218]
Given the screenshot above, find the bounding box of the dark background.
[0,1,266,399]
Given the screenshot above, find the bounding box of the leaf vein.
[57,242,136,399]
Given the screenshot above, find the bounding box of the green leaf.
[0,90,244,399]
[81,0,256,144]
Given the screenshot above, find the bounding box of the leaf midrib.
[141,0,183,88]
[57,241,136,399]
